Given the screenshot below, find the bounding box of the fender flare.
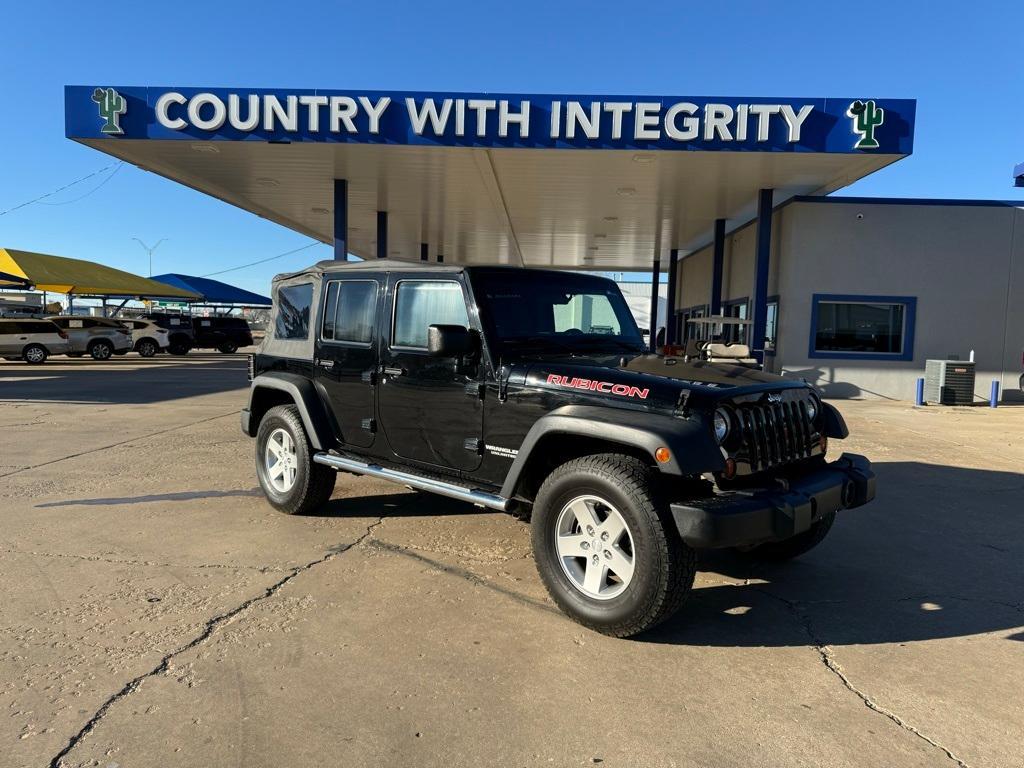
[499,405,723,499]
[822,402,849,439]
[245,372,334,450]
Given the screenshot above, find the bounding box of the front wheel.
[22,344,48,364]
[531,454,695,637]
[136,339,158,357]
[89,339,113,360]
[218,342,238,354]
[255,405,336,515]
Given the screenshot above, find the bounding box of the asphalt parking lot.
[1,353,1022,768]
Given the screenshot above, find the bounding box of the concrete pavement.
[1,353,1021,768]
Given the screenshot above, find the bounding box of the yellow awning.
[0,248,200,299]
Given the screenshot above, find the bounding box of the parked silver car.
[46,316,132,360]
[122,318,170,357]
[0,318,70,364]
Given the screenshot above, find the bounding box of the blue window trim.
[808,293,916,362]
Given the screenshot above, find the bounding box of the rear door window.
[1,322,23,334]
[322,280,377,344]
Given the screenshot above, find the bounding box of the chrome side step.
[313,453,509,511]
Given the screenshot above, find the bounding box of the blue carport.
[149,274,271,307]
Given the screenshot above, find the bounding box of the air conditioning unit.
[924,360,976,405]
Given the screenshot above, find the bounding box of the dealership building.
[65,85,1023,401]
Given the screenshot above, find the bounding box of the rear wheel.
[255,405,335,515]
[218,342,238,354]
[136,339,158,357]
[22,344,48,365]
[531,454,695,637]
[89,339,113,360]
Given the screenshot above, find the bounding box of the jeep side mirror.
[427,324,473,358]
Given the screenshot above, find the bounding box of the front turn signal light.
[655,447,672,464]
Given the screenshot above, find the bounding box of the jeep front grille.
[246,354,255,381]
[735,399,814,472]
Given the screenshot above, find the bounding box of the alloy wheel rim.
[26,348,44,363]
[555,494,636,600]
[94,344,111,359]
[264,427,298,492]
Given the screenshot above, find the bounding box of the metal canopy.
[66,86,915,269]
[0,248,200,300]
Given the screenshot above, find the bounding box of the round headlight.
[713,408,730,444]
[806,396,819,422]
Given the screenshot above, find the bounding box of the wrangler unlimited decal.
[546,373,650,399]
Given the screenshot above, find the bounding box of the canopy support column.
[711,218,725,316]
[376,211,388,259]
[333,180,348,261]
[420,243,429,262]
[665,249,679,345]
[649,255,660,352]
[751,189,774,363]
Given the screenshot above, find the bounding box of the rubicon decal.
[547,374,649,399]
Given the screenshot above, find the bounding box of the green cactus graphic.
[847,100,884,150]
[92,87,126,135]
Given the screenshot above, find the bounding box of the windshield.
[470,269,645,356]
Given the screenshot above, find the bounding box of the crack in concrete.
[751,586,971,768]
[0,547,292,574]
[46,515,387,768]
[0,410,239,479]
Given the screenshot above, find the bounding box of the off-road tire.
[88,339,114,360]
[532,453,695,637]
[739,510,837,561]
[255,404,335,515]
[22,344,48,365]
[219,342,238,354]
[136,339,158,357]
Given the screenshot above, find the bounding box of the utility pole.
[131,237,167,277]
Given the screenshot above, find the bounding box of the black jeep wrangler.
[242,261,875,637]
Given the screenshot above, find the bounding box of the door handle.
[382,366,404,377]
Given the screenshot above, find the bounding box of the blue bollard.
[915,377,925,406]
[990,380,1000,408]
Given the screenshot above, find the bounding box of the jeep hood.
[517,353,807,410]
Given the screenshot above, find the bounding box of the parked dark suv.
[143,313,194,355]
[191,316,254,354]
[242,261,875,637]
[143,314,253,354]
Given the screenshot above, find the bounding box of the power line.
[201,241,322,277]
[36,163,125,206]
[0,162,124,217]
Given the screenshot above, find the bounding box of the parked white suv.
[0,318,70,364]
[46,316,132,360]
[122,318,170,357]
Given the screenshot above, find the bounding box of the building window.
[274,283,313,340]
[808,294,916,361]
[765,299,779,353]
[721,298,749,344]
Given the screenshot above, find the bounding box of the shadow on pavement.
[36,489,263,507]
[0,356,248,404]
[642,461,1024,647]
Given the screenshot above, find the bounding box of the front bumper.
[670,453,875,549]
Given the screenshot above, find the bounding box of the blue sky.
[2,1,1022,295]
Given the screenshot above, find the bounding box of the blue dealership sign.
[66,86,915,154]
